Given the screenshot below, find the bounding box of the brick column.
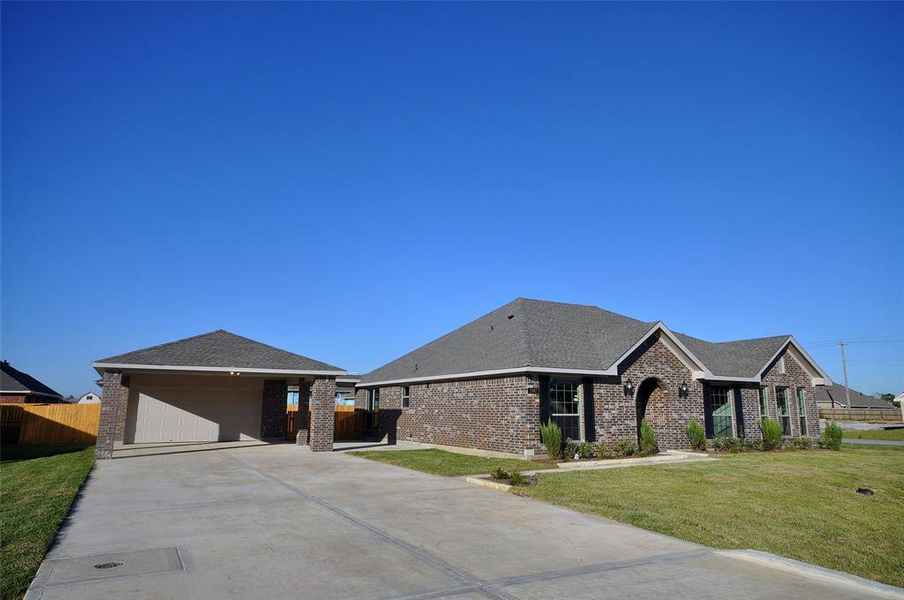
[310,376,336,452]
[261,380,288,439]
[296,380,312,446]
[96,371,128,460]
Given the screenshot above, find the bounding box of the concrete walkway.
[28,443,902,599]
[843,438,904,446]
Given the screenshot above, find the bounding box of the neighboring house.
[0,360,64,403]
[815,384,896,410]
[336,374,361,405]
[356,298,832,456]
[78,391,101,404]
[92,330,346,458]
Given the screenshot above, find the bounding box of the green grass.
[1,445,95,600]
[348,448,553,476]
[844,428,904,441]
[516,445,904,587]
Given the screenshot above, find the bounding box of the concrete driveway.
[28,443,896,599]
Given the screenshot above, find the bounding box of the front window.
[758,387,769,424]
[368,389,380,412]
[707,386,733,438]
[796,388,807,436]
[401,386,410,409]
[776,387,791,436]
[549,380,581,441]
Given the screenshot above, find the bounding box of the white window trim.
[796,387,808,436]
[549,379,584,442]
[401,386,411,409]
[708,384,736,438]
[775,386,792,437]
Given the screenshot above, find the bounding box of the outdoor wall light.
[624,379,635,396]
[679,382,689,395]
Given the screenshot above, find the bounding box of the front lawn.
[1,445,95,600]
[348,448,553,476]
[516,445,904,587]
[844,428,904,441]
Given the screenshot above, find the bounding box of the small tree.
[639,419,657,456]
[761,418,783,450]
[820,421,843,451]
[686,419,706,451]
[540,420,563,458]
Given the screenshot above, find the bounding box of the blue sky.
[2,2,902,397]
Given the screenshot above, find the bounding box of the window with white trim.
[707,386,734,439]
[549,380,582,441]
[401,386,410,409]
[367,388,380,412]
[758,387,769,424]
[776,387,791,436]
[796,388,807,436]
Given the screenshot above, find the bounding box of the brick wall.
[96,371,129,459]
[593,334,704,451]
[310,377,336,452]
[261,379,287,439]
[760,348,820,438]
[0,394,28,403]
[365,375,541,455]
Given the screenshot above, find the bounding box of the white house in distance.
[78,391,101,404]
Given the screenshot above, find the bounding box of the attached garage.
[93,329,346,456]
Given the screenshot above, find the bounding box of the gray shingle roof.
[1,361,63,397]
[95,330,344,373]
[359,298,808,385]
[815,384,895,409]
[673,333,790,378]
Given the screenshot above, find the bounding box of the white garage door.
[128,387,262,443]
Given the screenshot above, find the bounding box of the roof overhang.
[0,390,63,398]
[92,362,346,378]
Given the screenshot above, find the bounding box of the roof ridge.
[95,329,227,362]
[517,297,653,327]
[216,329,327,363]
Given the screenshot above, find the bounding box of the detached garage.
[93,330,346,457]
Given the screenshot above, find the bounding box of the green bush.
[639,419,657,456]
[540,420,563,458]
[711,436,741,453]
[790,436,814,450]
[820,421,843,451]
[686,419,706,451]
[741,437,762,451]
[490,467,510,481]
[565,440,594,458]
[613,439,636,457]
[510,471,526,486]
[761,418,784,450]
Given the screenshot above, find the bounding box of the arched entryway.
[635,377,662,445]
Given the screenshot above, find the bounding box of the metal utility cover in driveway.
[28,546,185,592]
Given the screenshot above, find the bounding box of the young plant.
[686,419,706,451]
[490,467,510,481]
[613,439,635,457]
[540,420,563,458]
[761,417,783,450]
[639,419,657,456]
[711,436,741,453]
[510,471,526,486]
[820,421,843,451]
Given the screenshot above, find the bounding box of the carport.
[93,330,345,458]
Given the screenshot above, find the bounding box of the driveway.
[29,443,895,599]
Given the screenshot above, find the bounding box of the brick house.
[356,299,832,456]
[0,360,64,403]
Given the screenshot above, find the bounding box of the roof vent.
[507,314,514,320]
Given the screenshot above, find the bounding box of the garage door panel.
[127,387,262,444]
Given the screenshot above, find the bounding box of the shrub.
[639,419,657,456]
[741,437,762,452]
[761,418,784,450]
[820,421,843,451]
[540,420,563,458]
[576,441,594,459]
[510,471,526,486]
[686,419,706,451]
[789,436,814,450]
[711,436,741,453]
[490,468,510,481]
[613,439,636,457]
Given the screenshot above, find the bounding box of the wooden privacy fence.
[286,405,364,441]
[0,403,101,445]
[819,407,902,423]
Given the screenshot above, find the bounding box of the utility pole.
[839,340,851,409]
